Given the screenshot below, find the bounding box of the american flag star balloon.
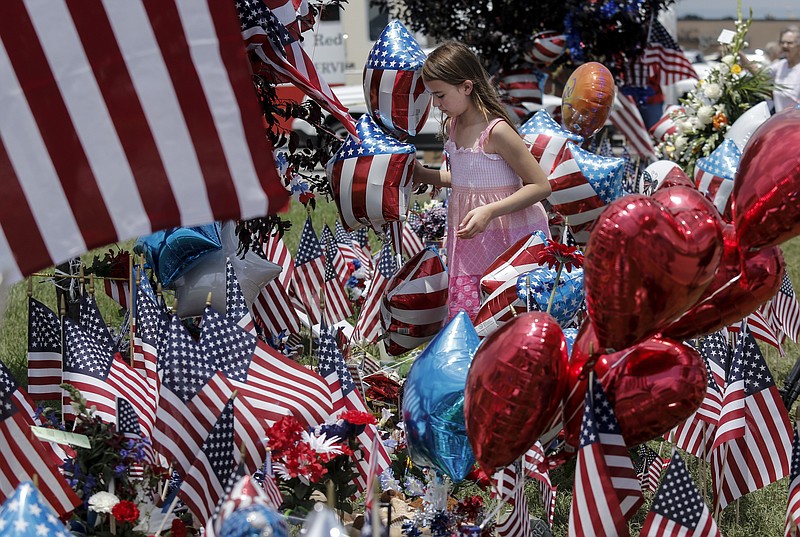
[497,67,547,106]
[546,141,625,245]
[519,110,583,176]
[523,30,567,66]
[364,20,431,139]
[694,138,740,220]
[328,114,417,232]
[517,265,585,327]
[381,246,448,356]
[0,481,72,537]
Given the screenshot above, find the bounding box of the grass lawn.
[0,197,798,536]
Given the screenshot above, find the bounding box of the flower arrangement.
[408,200,448,242]
[656,8,774,173]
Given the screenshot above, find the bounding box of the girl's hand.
[457,206,494,238]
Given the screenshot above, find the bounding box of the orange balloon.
[561,62,616,138]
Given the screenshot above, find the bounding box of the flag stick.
[154,494,179,537]
[59,294,67,426]
[160,465,173,502]
[713,442,730,518]
[129,255,137,367]
[371,476,380,536]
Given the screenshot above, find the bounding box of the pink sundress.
[446,118,550,320]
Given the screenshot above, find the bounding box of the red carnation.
[111,500,139,524]
[338,409,377,425]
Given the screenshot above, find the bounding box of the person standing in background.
[741,26,800,112]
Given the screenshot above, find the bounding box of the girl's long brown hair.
[422,41,515,140]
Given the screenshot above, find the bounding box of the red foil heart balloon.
[663,224,785,341]
[584,193,723,351]
[465,312,568,471]
[733,106,800,252]
[564,320,706,450]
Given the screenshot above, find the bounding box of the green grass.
[1,200,799,535]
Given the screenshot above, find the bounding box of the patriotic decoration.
[102,278,130,309]
[609,91,658,161]
[517,265,584,326]
[237,0,356,137]
[205,464,282,537]
[322,233,354,326]
[743,306,785,353]
[225,259,255,335]
[640,451,721,537]
[318,326,391,491]
[381,247,448,356]
[523,443,557,527]
[292,218,326,326]
[643,20,699,86]
[328,114,417,232]
[569,374,643,537]
[0,362,80,517]
[355,243,398,344]
[0,1,288,284]
[335,220,368,269]
[694,139,740,218]
[650,105,685,143]
[79,294,115,354]
[787,423,800,537]
[364,20,431,138]
[62,318,154,437]
[770,272,800,343]
[402,224,425,260]
[498,68,547,105]
[26,297,62,401]
[546,142,625,244]
[712,324,793,512]
[116,397,152,478]
[132,274,166,401]
[0,481,74,537]
[494,464,533,537]
[179,398,239,526]
[351,227,374,269]
[519,110,583,176]
[635,445,669,494]
[524,30,567,66]
[253,234,301,338]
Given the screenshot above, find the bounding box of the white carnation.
[88,491,119,514]
[717,63,730,76]
[704,83,722,101]
[674,136,687,150]
[721,54,735,66]
[697,106,715,125]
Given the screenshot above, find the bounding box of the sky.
[674,0,799,20]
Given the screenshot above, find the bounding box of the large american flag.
[547,142,625,245]
[787,423,800,537]
[62,318,155,437]
[0,362,81,517]
[494,463,533,537]
[639,451,721,537]
[519,110,583,176]
[643,20,699,86]
[0,0,288,285]
[694,139,739,218]
[26,297,62,401]
[354,242,397,345]
[236,0,356,137]
[317,325,391,491]
[569,374,642,537]
[364,20,430,138]
[380,247,448,356]
[252,233,300,337]
[327,114,417,232]
[771,272,800,343]
[322,232,354,326]
[179,398,239,527]
[292,217,326,326]
[711,324,793,513]
[154,315,235,477]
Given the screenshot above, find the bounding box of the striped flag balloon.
[524,30,567,66]
[694,139,740,220]
[519,110,583,176]
[497,68,547,106]
[363,20,431,139]
[381,247,448,356]
[649,105,684,143]
[328,114,417,232]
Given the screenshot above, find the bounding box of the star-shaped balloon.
[0,482,71,537]
[519,110,584,176]
[135,224,221,287]
[516,266,584,327]
[694,138,740,218]
[402,311,478,482]
[219,504,288,537]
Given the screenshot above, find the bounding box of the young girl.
[413,41,552,321]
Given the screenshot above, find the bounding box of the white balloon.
[725,101,771,151]
[641,160,685,194]
[173,221,281,318]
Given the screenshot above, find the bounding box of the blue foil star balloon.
[517,266,585,327]
[219,505,288,537]
[519,109,584,143]
[402,311,479,482]
[0,481,72,536]
[563,327,579,357]
[135,224,221,287]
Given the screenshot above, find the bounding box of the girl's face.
[425,79,472,118]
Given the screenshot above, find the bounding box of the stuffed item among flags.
[328,114,417,232]
[363,20,431,139]
[694,139,740,220]
[381,246,448,356]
